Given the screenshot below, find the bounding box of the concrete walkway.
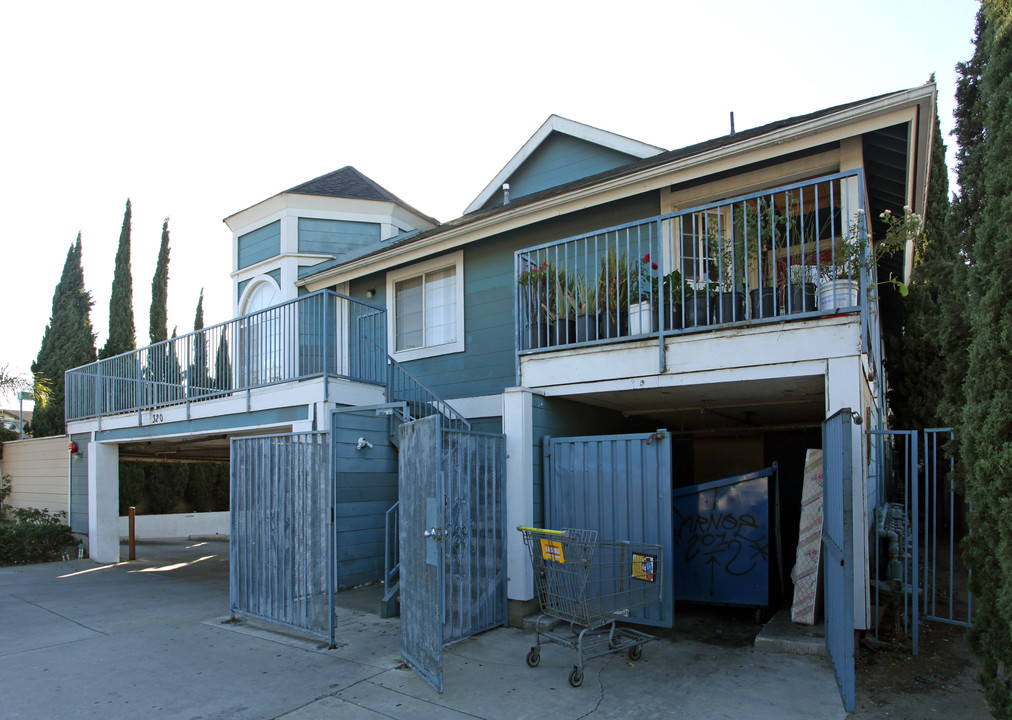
[0,539,847,719]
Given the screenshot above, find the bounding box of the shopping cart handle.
[516,526,565,535]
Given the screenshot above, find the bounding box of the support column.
[88,441,120,564]
[503,387,534,602]
[827,356,870,630]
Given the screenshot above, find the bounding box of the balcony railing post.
[96,360,103,431]
[323,292,330,403]
[186,333,192,419]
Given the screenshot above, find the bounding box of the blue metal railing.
[515,171,872,356]
[65,290,388,422]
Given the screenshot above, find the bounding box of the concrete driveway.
[0,539,846,719]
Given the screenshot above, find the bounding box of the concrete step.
[753,606,827,656]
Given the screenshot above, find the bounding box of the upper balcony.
[514,170,882,372]
[65,291,468,430]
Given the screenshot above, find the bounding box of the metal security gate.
[230,432,335,646]
[867,428,971,656]
[822,410,855,712]
[544,430,673,628]
[399,416,506,693]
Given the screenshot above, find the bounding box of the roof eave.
[301,85,936,289]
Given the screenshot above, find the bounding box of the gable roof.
[463,115,665,214]
[299,84,935,289]
[285,166,439,225]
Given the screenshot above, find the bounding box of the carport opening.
[538,381,827,642]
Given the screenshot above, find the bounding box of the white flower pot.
[629,300,653,334]
[818,279,859,310]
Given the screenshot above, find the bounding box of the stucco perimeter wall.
[0,436,69,518]
[117,511,229,539]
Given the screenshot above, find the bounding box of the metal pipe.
[128,506,136,560]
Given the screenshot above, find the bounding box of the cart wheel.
[628,644,643,661]
[568,666,584,687]
[526,647,541,668]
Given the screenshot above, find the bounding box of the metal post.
[128,506,136,561]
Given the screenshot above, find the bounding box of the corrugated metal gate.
[544,430,673,628]
[230,432,335,646]
[822,410,855,712]
[399,416,506,693]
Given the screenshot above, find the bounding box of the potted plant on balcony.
[682,276,717,328]
[742,197,785,319]
[782,258,818,314]
[716,225,747,324]
[596,248,630,339]
[818,208,913,310]
[629,253,659,335]
[574,273,599,342]
[658,268,684,330]
[517,259,555,348]
[550,270,578,345]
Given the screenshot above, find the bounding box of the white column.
[503,387,534,601]
[87,441,120,564]
[827,356,870,630]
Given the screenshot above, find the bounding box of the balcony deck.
[514,170,881,380]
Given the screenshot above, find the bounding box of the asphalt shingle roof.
[285,166,438,225]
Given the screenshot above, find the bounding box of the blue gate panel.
[545,431,673,628]
[672,466,780,607]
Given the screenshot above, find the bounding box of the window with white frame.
[387,251,464,361]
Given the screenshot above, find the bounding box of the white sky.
[0,0,979,407]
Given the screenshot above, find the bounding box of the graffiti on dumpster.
[673,508,769,581]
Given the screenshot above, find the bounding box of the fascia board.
[225,193,438,235]
[302,88,934,290]
[464,114,666,214]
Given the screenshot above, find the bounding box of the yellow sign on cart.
[540,538,565,563]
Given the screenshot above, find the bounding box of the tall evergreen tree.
[885,84,952,430]
[99,199,136,360]
[31,235,97,436]
[188,290,211,395]
[213,335,233,393]
[149,219,170,345]
[960,4,1012,715]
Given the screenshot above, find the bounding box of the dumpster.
[672,464,782,608]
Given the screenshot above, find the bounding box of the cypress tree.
[188,290,211,395]
[213,335,232,393]
[961,4,1012,715]
[885,86,952,430]
[31,235,97,436]
[149,219,170,345]
[99,199,136,360]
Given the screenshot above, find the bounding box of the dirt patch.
[854,621,989,718]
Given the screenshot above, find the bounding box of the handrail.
[65,289,388,422]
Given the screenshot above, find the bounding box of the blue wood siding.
[399,192,659,400]
[531,396,629,527]
[333,410,399,588]
[299,218,381,259]
[70,433,89,533]
[481,133,640,210]
[238,221,281,269]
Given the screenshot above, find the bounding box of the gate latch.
[423,527,443,540]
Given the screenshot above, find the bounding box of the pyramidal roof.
[285,166,438,224]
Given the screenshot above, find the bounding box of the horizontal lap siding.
[238,221,281,269]
[333,412,398,588]
[298,218,381,258]
[480,134,643,210]
[399,193,660,400]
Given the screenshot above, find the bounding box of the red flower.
[642,253,658,270]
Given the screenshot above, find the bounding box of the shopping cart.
[518,526,664,687]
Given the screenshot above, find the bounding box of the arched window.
[240,279,284,385]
